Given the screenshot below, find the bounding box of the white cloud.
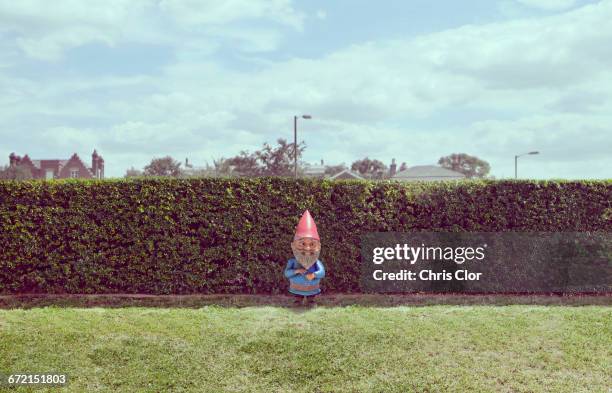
[1,0,611,179]
[40,126,101,151]
[159,0,304,29]
[515,0,579,10]
[0,0,303,60]
[0,0,146,60]
[204,26,284,53]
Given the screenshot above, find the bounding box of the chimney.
[92,150,104,179]
[92,150,99,178]
[390,158,397,177]
[320,159,324,166]
[98,157,105,179]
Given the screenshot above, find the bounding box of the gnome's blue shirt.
[284,258,325,296]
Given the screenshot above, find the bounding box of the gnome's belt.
[290,282,320,292]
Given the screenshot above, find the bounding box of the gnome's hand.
[306,273,315,280]
[295,268,306,275]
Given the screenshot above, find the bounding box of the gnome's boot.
[293,296,305,307]
[306,296,317,307]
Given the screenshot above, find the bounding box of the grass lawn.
[0,304,610,392]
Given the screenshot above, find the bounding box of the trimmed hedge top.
[1,178,610,294]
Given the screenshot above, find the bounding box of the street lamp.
[515,151,539,179]
[294,114,312,178]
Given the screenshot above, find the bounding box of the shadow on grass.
[1,293,610,309]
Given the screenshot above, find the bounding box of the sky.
[1,0,610,179]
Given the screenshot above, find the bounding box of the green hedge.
[0,178,610,294]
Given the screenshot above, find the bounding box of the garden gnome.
[284,210,326,306]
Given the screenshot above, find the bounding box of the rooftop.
[392,165,465,179]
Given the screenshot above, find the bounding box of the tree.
[212,157,235,177]
[225,151,261,177]
[351,157,388,179]
[438,153,491,178]
[143,156,182,177]
[0,164,32,180]
[256,138,305,177]
[324,164,347,176]
[124,166,143,178]
[219,138,306,177]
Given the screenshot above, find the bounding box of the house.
[302,160,327,178]
[181,157,217,177]
[8,150,105,179]
[391,165,465,182]
[327,169,364,180]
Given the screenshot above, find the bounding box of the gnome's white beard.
[292,247,320,270]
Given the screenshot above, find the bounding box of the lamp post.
[515,151,539,179]
[294,114,312,178]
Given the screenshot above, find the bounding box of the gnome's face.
[291,237,321,269]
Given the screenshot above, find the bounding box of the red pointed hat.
[294,210,320,241]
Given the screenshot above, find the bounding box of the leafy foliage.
[214,138,306,177]
[256,138,305,176]
[438,153,491,178]
[0,178,609,294]
[143,156,182,177]
[224,151,261,177]
[351,157,388,179]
